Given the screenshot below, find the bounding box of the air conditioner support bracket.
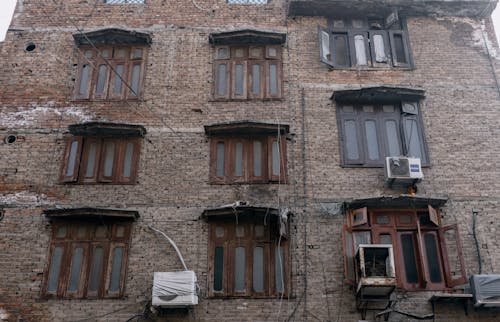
[429,293,472,316]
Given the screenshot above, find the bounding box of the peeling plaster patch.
[0,308,9,320]
[0,105,96,128]
[0,191,49,206]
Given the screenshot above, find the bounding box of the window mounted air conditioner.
[385,156,423,181]
[152,271,198,307]
[470,274,500,307]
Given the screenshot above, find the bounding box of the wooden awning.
[204,121,289,136]
[346,195,447,210]
[332,87,425,104]
[73,28,152,45]
[43,207,140,221]
[68,122,147,137]
[209,29,286,45]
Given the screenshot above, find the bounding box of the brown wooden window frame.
[336,102,429,167]
[74,45,147,101]
[42,220,132,299]
[213,45,282,100]
[208,218,289,298]
[319,16,412,69]
[60,136,141,184]
[209,134,287,184]
[343,207,467,291]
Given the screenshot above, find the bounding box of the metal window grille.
[227,0,267,4]
[104,0,145,4]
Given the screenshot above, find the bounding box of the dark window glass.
[88,246,104,292]
[214,247,224,292]
[253,247,264,292]
[401,234,419,284]
[333,34,349,66]
[424,234,442,283]
[67,247,84,292]
[234,247,246,291]
[393,34,407,64]
[47,247,64,293]
[109,247,124,292]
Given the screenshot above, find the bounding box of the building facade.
[0,0,499,321]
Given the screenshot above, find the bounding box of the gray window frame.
[336,102,429,167]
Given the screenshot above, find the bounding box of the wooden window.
[60,136,141,184]
[43,221,132,299]
[74,45,147,100]
[214,45,282,100]
[337,103,428,167]
[208,218,288,297]
[319,17,411,69]
[210,134,286,184]
[343,208,467,290]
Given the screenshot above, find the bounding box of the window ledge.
[208,98,284,102]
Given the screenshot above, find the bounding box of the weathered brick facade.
[1,0,499,321]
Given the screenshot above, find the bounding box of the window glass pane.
[385,120,401,156]
[383,105,395,113]
[401,234,419,283]
[214,247,224,292]
[272,140,280,176]
[217,64,227,96]
[393,34,407,64]
[365,120,380,160]
[253,247,264,292]
[398,214,412,225]
[103,141,115,177]
[235,225,244,237]
[234,64,244,95]
[373,34,387,62]
[115,48,127,59]
[217,47,229,59]
[252,64,260,94]
[234,247,246,291]
[375,215,390,225]
[68,247,84,292]
[343,105,354,113]
[66,140,79,176]
[334,35,348,66]
[130,64,141,96]
[84,50,93,58]
[216,142,225,177]
[353,231,371,250]
[235,48,244,58]
[122,142,134,178]
[88,246,104,292]
[77,226,86,239]
[133,48,143,59]
[268,47,277,57]
[78,65,90,95]
[404,119,422,159]
[254,225,264,238]
[352,19,364,28]
[362,105,374,113]
[424,234,442,283]
[344,120,360,160]
[269,64,278,94]
[85,142,97,177]
[235,142,243,177]
[56,226,67,238]
[109,247,124,292]
[115,225,125,238]
[253,141,262,176]
[354,35,368,66]
[113,64,124,94]
[95,65,107,95]
[379,234,392,244]
[275,246,285,292]
[47,247,64,292]
[250,47,261,57]
[100,49,110,58]
[215,226,224,238]
[95,225,107,238]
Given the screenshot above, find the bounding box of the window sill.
[340,164,430,169]
[327,66,414,72]
[209,180,287,185]
[208,97,284,102]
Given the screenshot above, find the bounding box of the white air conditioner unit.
[152,271,198,307]
[470,274,500,307]
[385,156,423,181]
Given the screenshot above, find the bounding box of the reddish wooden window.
[60,136,141,184]
[43,221,132,299]
[343,207,467,290]
[74,45,147,100]
[208,218,288,297]
[209,134,286,184]
[214,45,282,100]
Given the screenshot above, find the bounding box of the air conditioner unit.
[470,274,500,307]
[152,271,198,307]
[385,157,423,181]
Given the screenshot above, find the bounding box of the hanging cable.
[148,225,189,271]
[472,209,483,274]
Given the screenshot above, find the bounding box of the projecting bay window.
[343,206,467,290]
[60,123,146,184]
[42,212,135,299]
[205,208,289,298]
[319,16,411,69]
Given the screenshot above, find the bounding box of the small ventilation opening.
[5,135,17,144]
[25,42,36,52]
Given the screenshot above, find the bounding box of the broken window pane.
[214,247,224,291]
[234,247,246,291]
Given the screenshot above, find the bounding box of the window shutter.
[439,224,467,287]
[416,221,429,287]
[318,26,334,67]
[342,225,355,285]
[231,61,248,99]
[402,113,427,164]
[428,205,440,226]
[368,31,390,67]
[60,136,83,183]
[351,207,368,227]
[389,30,411,68]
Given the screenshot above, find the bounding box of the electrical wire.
[472,209,483,274]
[148,225,189,271]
